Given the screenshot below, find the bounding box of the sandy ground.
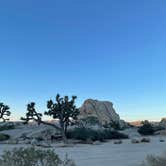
[0,136,165,166]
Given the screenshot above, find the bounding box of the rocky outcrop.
[79,99,121,126]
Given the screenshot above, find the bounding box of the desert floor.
[0,136,165,166]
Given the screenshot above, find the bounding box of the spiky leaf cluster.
[45,94,79,126]
[21,102,42,125]
[0,103,11,122]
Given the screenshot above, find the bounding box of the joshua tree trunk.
[60,121,68,144]
[39,121,68,144]
[61,128,67,144]
[64,123,68,136]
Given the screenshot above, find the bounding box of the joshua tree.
[0,103,11,122]
[21,94,79,143]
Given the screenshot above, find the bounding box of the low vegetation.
[142,153,166,166]
[77,116,100,128]
[103,121,121,130]
[0,123,15,131]
[67,127,128,142]
[153,125,165,132]
[0,133,10,141]
[138,121,155,135]
[0,147,76,166]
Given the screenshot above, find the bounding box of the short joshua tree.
[21,94,79,143]
[0,103,11,122]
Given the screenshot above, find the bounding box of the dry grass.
[142,153,166,166]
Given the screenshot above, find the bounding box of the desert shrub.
[138,121,154,135]
[67,127,104,141]
[0,133,10,141]
[142,153,166,166]
[103,121,121,130]
[81,117,100,125]
[140,138,150,143]
[76,116,101,128]
[62,154,76,166]
[67,127,128,141]
[153,125,165,132]
[103,130,128,139]
[0,123,15,131]
[0,147,75,166]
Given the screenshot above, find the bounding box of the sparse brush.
[0,123,15,131]
[67,127,128,142]
[0,133,10,141]
[0,147,76,166]
[138,120,154,136]
[141,153,166,166]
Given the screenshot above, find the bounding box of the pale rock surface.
[79,99,120,125]
[131,138,140,144]
[121,128,141,138]
[0,123,59,141]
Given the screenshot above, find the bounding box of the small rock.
[19,139,31,144]
[159,139,165,142]
[155,130,166,136]
[19,133,30,141]
[58,142,74,147]
[131,138,140,144]
[141,137,150,143]
[93,141,101,145]
[86,138,93,144]
[31,138,38,146]
[6,140,18,144]
[114,140,122,144]
[38,141,51,148]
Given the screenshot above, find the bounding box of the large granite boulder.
[79,99,121,126]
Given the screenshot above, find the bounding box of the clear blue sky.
[0,0,165,121]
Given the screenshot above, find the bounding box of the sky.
[0,0,166,121]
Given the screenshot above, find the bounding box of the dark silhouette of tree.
[0,103,11,122]
[21,94,79,143]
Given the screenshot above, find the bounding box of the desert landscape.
[0,98,166,166]
[1,1,166,165]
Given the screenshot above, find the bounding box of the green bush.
[67,127,128,141]
[0,133,10,141]
[0,147,76,166]
[80,117,100,125]
[142,154,166,166]
[0,123,15,131]
[153,125,165,132]
[138,121,154,135]
[103,130,128,139]
[76,117,101,128]
[103,121,121,130]
[67,127,102,141]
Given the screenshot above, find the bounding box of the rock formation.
[79,99,121,126]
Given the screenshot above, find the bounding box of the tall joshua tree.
[0,103,11,122]
[21,94,79,143]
